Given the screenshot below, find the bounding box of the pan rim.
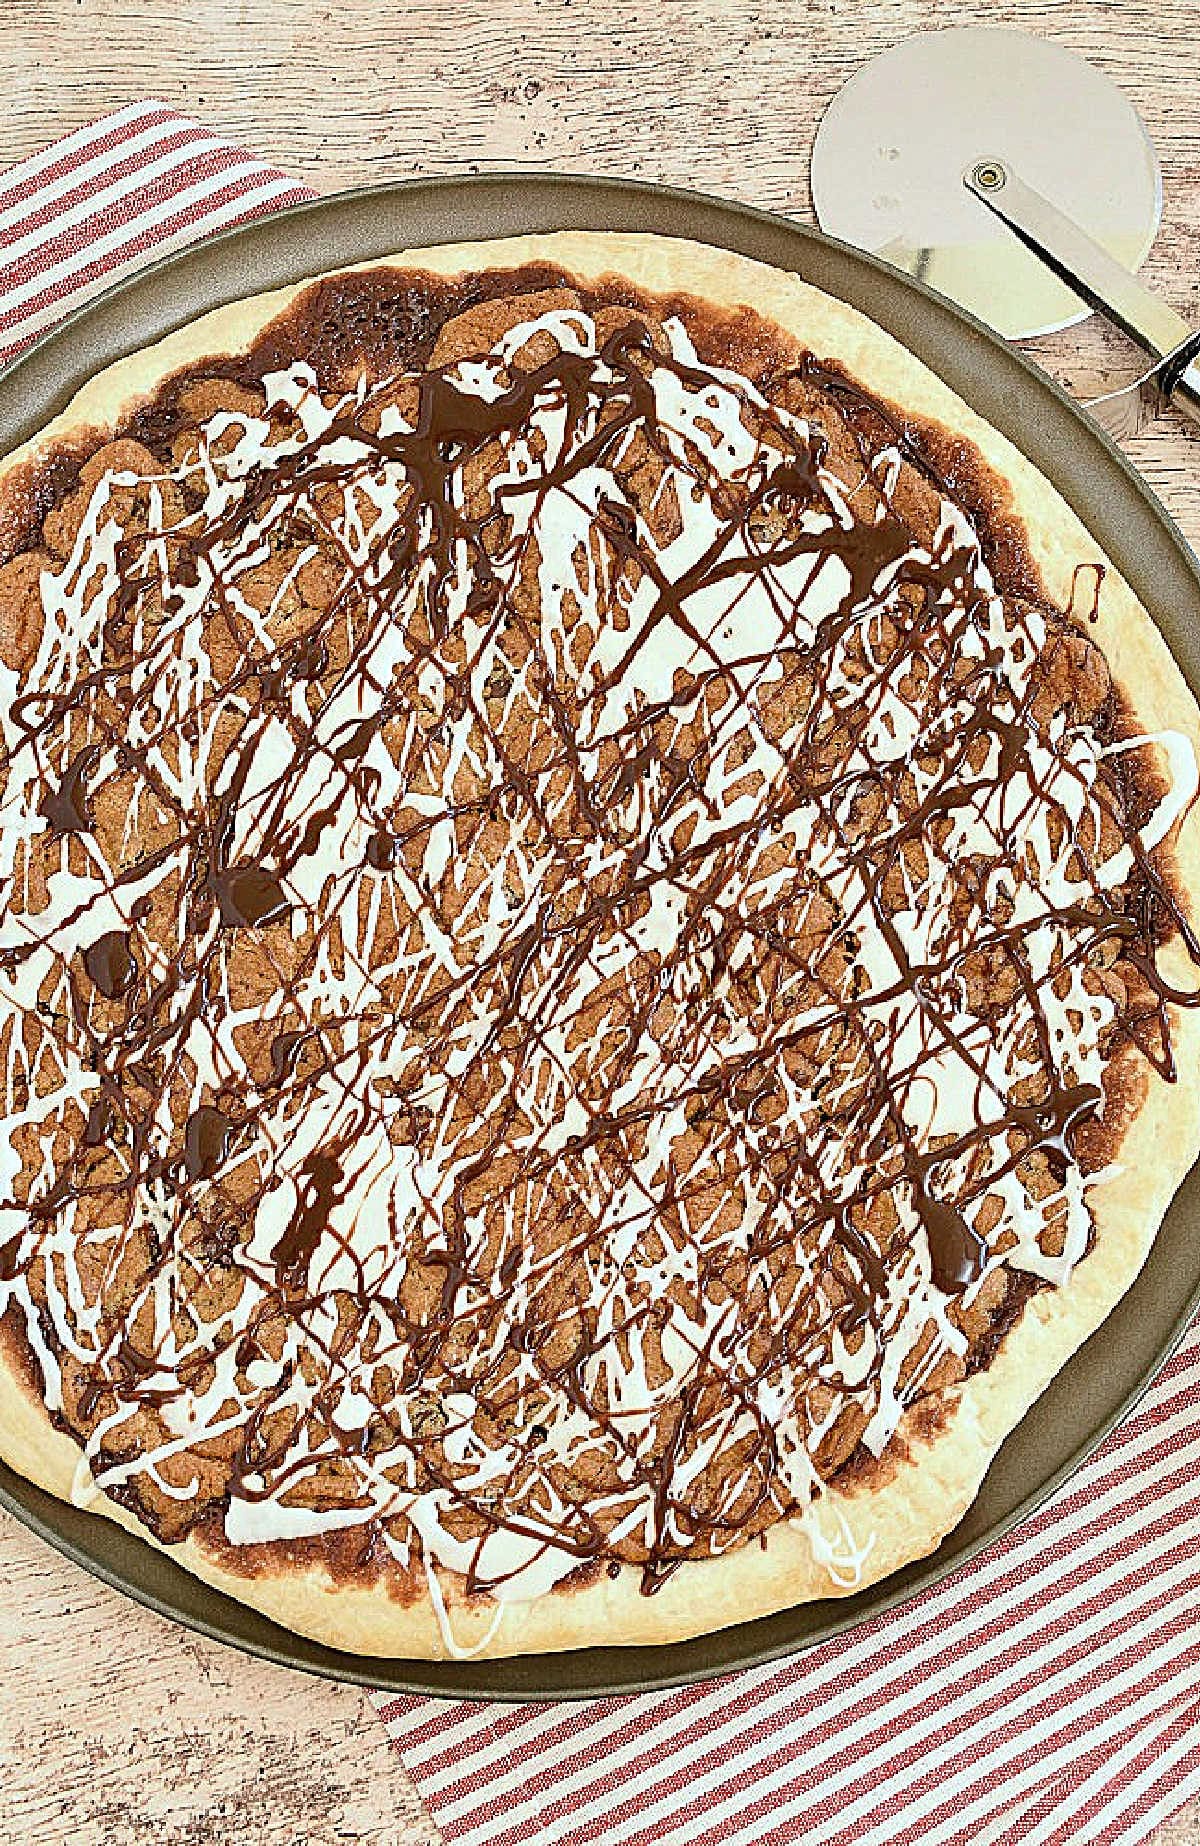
[1,168,1198,1701]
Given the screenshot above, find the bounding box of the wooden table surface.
[1,2,1199,1841]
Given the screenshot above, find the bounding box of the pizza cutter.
[811,28,1200,439]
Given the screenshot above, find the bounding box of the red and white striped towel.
[0,100,312,363]
[5,102,1200,1846]
[380,1317,1200,1846]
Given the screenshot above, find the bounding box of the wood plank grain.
[0,3,1198,1841]
[0,1514,440,1845]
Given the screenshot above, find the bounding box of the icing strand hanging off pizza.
[0,235,1198,1659]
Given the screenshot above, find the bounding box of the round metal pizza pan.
[1,173,1198,1702]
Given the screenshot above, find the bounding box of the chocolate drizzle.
[212,866,290,928]
[0,266,1197,1607]
[917,1189,988,1294]
[365,830,396,871]
[269,1030,309,1085]
[82,930,135,999]
[84,1095,117,1147]
[184,1105,234,1181]
[38,745,98,833]
[271,1150,345,1293]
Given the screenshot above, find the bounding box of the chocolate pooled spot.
[212,866,290,928]
[184,1105,235,1181]
[39,747,99,834]
[82,930,135,999]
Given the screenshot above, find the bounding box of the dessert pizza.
[0,233,1197,1660]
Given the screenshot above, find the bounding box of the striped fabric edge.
[0,101,315,364]
[396,1386,1200,1796]
[0,100,178,209]
[373,1311,1200,1846]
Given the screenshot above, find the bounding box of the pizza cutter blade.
[811,28,1162,342]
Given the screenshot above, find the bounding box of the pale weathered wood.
[0,1513,439,1845]
[1,3,1198,1841]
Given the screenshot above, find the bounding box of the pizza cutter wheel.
[812,29,1200,438]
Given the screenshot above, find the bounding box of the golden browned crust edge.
[1,230,1198,1661]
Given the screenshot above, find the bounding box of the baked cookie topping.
[0,250,1197,1653]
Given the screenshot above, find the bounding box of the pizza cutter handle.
[963,160,1200,432]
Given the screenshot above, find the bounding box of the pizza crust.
[1,230,1198,1661]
